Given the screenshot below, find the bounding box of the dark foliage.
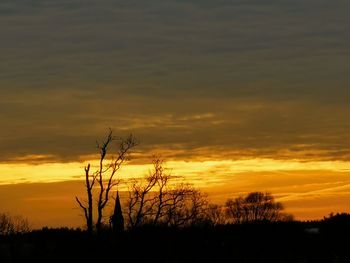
[1,220,350,263]
[225,192,293,223]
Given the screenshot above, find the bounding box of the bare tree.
[76,129,137,234]
[151,159,170,225]
[126,175,158,228]
[126,159,162,228]
[225,192,293,223]
[0,213,30,235]
[126,183,208,228]
[164,185,208,227]
[125,158,209,229]
[205,204,226,225]
[76,164,94,234]
[225,197,245,224]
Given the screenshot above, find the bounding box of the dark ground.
[1,217,350,263]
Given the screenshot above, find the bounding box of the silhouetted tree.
[225,192,293,223]
[163,184,208,227]
[76,129,137,234]
[126,158,164,228]
[75,163,94,234]
[125,158,209,228]
[205,204,225,225]
[0,212,30,235]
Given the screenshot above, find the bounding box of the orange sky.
[1,158,350,228]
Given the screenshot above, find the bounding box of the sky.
[1,0,350,228]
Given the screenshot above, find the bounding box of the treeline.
[2,216,350,263]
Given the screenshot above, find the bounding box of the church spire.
[110,191,124,233]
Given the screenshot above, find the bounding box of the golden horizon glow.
[2,157,350,185]
[1,156,350,227]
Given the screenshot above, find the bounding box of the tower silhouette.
[110,191,124,232]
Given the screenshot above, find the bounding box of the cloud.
[0,0,350,162]
[1,0,349,95]
[1,90,350,162]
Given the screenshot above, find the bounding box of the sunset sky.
[1,0,350,228]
